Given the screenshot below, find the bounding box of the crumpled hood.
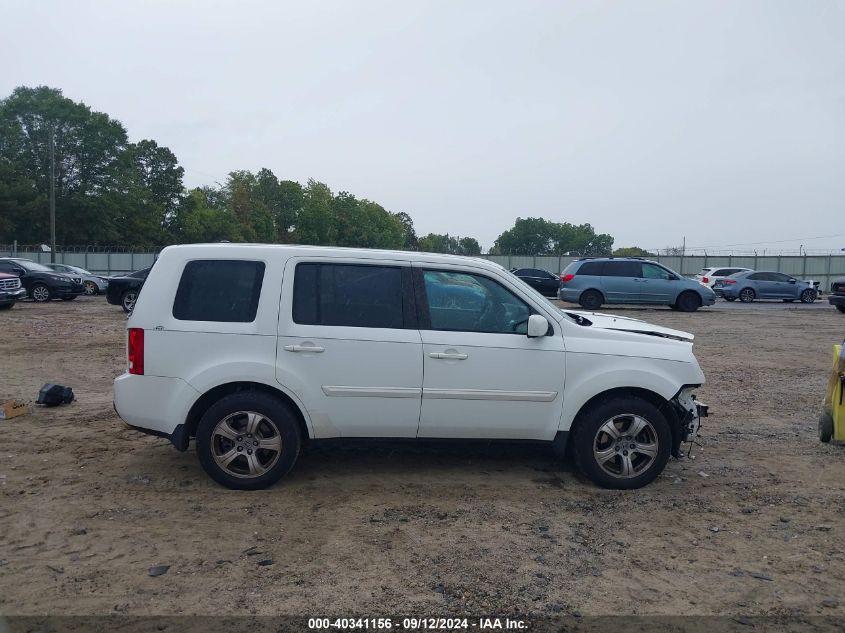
[562,310,694,342]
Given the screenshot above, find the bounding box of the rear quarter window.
[173,260,265,322]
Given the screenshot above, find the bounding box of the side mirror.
[527,314,549,337]
[788,279,796,284]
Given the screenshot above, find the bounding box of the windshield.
[499,265,586,324]
[17,260,54,272]
[66,265,91,275]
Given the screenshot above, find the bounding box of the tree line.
[0,86,618,256]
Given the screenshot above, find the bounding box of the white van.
[114,244,707,490]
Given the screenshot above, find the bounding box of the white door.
[415,266,566,441]
[276,258,422,438]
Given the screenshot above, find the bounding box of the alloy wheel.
[84,281,97,295]
[592,414,659,479]
[211,411,283,479]
[122,291,138,312]
[32,286,50,302]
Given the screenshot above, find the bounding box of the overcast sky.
[2,0,843,252]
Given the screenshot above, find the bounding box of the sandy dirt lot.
[1,297,844,619]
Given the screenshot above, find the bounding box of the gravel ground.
[0,297,844,618]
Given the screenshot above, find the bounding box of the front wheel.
[578,289,603,310]
[31,284,51,302]
[121,289,138,313]
[571,396,672,489]
[800,289,816,304]
[196,392,302,490]
[819,411,833,443]
[675,291,702,312]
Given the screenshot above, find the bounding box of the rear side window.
[603,261,641,277]
[577,261,604,276]
[173,260,265,322]
[293,263,404,329]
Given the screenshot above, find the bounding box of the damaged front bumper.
[668,387,709,457]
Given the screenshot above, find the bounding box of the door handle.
[283,344,325,353]
[429,352,468,360]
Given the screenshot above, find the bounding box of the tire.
[30,284,51,302]
[739,288,755,303]
[819,411,833,443]
[675,291,701,312]
[837,305,845,314]
[800,289,816,304]
[196,392,302,490]
[578,289,603,310]
[61,296,77,301]
[83,281,98,296]
[571,395,672,490]
[121,289,138,313]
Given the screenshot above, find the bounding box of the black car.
[829,276,845,313]
[106,268,150,313]
[0,258,85,302]
[511,267,561,297]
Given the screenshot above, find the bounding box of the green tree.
[296,179,335,245]
[493,217,613,256]
[612,246,654,257]
[419,233,481,255]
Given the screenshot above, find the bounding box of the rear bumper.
[558,287,582,303]
[113,373,201,440]
[123,420,190,451]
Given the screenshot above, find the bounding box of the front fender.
[560,352,705,432]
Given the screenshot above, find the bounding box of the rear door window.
[293,263,405,329]
[173,260,265,322]
[577,261,604,276]
[603,261,641,277]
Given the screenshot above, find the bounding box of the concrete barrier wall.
[1,248,843,290]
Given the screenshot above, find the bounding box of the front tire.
[579,289,603,310]
[819,411,833,443]
[31,284,51,302]
[571,395,672,489]
[675,291,702,312]
[800,289,816,304]
[121,289,138,313]
[196,392,302,490]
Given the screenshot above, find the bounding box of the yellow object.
[828,344,845,442]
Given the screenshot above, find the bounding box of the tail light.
[560,274,575,283]
[701,276,709,284]
[128,328,144,375]
[722,279,737,285]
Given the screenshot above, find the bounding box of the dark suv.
[106,267,150,313]
[511,267,561,297]
[829,277,845,313]
[0,258,85,302]
[558,257,716,312]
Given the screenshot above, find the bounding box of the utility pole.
[49,127,56,263]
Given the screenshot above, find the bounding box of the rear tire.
[819,411,833,443]
[196,392,302,490]
[578,289,603,310]
[739,288,755,303]
[121,289,138,313]
[571,395,672,490]
[675,291,702,312]
[84,281,98,295]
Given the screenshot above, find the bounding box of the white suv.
[695,267,752,287]
[114,244,707,490]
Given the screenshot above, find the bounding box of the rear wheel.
[675,291,702,312]
[800,289,816,304]
[578,289,603,310]
[196,392,302,490]
[571,395,672,489]
[31,284,51,302]
[819,411,833,443]
[739,288,755,303]
[83,280,98,295]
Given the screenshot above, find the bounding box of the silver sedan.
[44,264,109,295]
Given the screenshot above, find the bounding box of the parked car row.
[0,257,150,311]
